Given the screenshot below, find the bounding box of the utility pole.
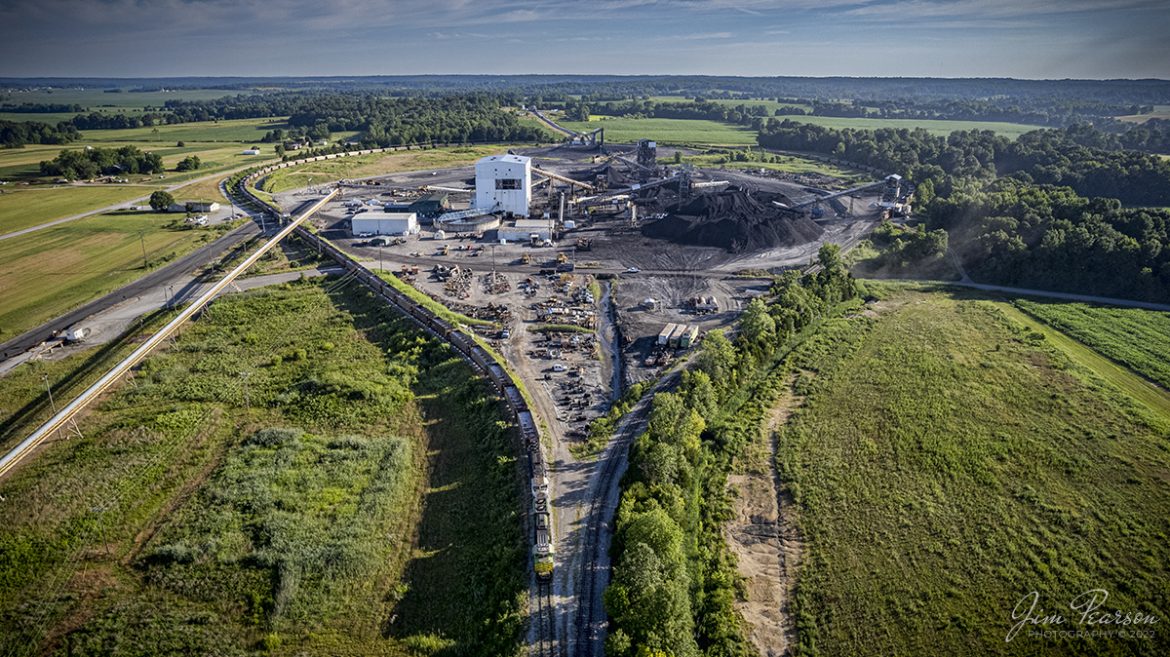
[166,285,175,309]
[42,374,56,413]
[139,232,148,269]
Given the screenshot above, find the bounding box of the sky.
[0,0,1168,79]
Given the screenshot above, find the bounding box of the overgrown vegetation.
[774,283,1170,656]
[850,220,952,278]
[1014,299,1170,390]
[0,279,525,656]
[605,245,860,657]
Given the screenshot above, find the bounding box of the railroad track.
[533,582,565,657]
[572,369,678,656]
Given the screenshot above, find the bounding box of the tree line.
[0,119,80,147]
[606,247,859,657]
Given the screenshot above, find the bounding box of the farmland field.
[644,95,811,112]
[559,115,758,145]
[1115,104,1170,124]
[0,280,525,656]
[773,284,1170,656]
[0,212,227,338]
[1014,300,1170,391]
[0,88,240,111]
[770,114,1044,138]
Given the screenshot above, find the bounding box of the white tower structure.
[476,154,532,216]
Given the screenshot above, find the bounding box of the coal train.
[234,174,554,582]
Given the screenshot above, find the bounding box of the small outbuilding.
[497,218,551,243]
[351,211,420,236]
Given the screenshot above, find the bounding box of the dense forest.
[756,119,1170,300]
[39,145,164,179]
[757,120,1170,206]
[930,181,1170,300]
[606,247,859,657]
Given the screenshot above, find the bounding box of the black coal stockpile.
[643,186,823,252]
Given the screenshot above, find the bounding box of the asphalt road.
[0,221,260,360]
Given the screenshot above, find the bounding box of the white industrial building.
[351,211,420,236]
[498,219,551,243]
[475,154,531,216]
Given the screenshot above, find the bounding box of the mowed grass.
[69,117,289,143]
[771,114,1044,138]
[0,213,222,338]
[0,186,157,235]
[775,284,1170,657]
[559,116,759,146]
[0,280,525,656]
[260,145,522,194]
[1012,299,1170,392]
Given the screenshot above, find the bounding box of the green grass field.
[774,284,1170,656]
[0,212,226,339]
[78,117,290,143]
[0,141,279,234]
[0,185,159,235]
[260,145,519,194]
[676,151,865,181]
[0,280,525,656]
[771,114,1044,138]
[1012,299,1170,392]
[559,115,759,145]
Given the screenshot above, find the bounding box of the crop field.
[1013,300,1170,392]
[0,212,224,339]
[774,284,1170,656]
[260,145,524,194]
[771,114,1044,138]
[0,279,525,656]
[559,116,759,145]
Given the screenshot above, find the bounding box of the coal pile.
[643,186,824,252]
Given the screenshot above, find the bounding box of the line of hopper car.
[237,180,555,581]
